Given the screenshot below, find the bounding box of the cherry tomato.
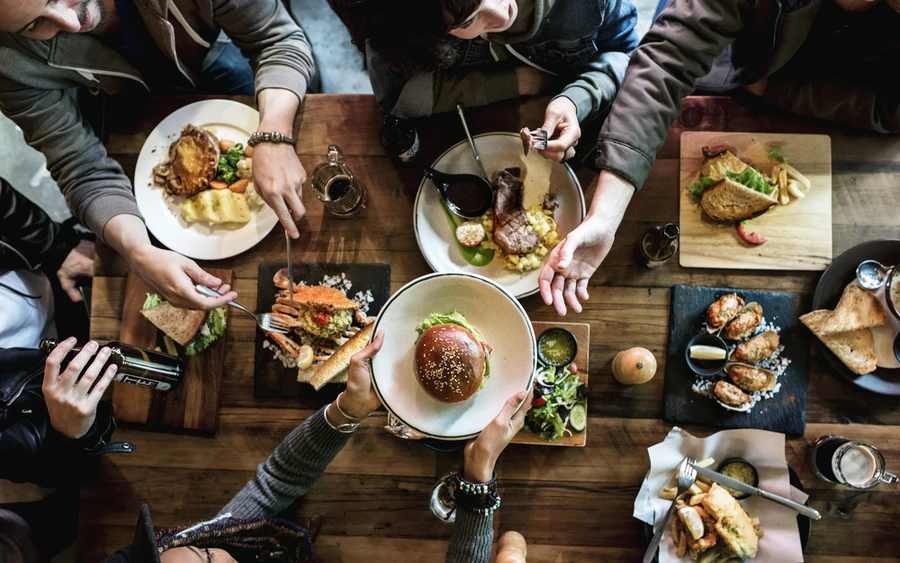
[312,312,331,325]
[532,397,547,408]
[568,363,578,373]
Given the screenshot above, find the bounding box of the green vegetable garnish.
[525,367,586,441]
[217,155,237,183]
[142,293,162,309]
[224,144,245,167]
[768,147,788,163]
[686,176,718,202]
[184,307,226,356]
[439,200,494,267]
[725,168,775,195]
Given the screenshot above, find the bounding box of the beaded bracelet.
[452,470,501,515]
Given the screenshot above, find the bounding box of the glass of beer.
[808,435,898,489]
[310,144,367,218]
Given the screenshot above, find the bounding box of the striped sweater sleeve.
[446,507,494,563]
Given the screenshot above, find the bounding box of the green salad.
[525,361,587,441]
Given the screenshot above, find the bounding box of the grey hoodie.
[0,0,314,240]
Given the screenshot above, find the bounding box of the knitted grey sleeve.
[218,407,350,519]
[445,506,494,563]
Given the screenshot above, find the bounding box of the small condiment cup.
[885,265,900,321]
[536,327,578,367]
[716,457,759,500]
[685,333,728,377]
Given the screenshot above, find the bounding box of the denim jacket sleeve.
[588,0,750,188]
[558,0,639,123]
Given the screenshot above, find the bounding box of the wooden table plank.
[81,94,900,561]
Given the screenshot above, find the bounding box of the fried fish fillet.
[701,484,759,558]
[155,125,220,197]
[279,285,363,311]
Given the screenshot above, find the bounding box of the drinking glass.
[808,435,898,489]
[310,144,367,218]
[429,472,458,523]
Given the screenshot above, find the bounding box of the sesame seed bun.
[414,324,487,403]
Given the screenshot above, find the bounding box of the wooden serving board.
[512,321,590,447]
[679,132,832,270]
[111,269,231,433]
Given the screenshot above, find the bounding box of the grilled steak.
[491,167,539,255]
[153,125,220,197]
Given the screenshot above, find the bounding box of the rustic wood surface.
[512,321,589,447]
[111,269,231,432]
[679,132,833,270]
[80,94,900,562]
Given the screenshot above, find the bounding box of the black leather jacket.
[0,347,133,487]
[0,176,87,277]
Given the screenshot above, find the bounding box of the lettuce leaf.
[725,168,775,195]
[415,310,481,341]
[142,293,162,309]
[184,307,226,356]
[686,176,717,202]
[768,147,788,163]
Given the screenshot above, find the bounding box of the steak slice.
[157,125,220,197]
[491,167,539,255]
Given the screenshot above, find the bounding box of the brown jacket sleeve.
[588,0,751,189]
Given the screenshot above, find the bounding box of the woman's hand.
[43,338,118,439]
[251,143,307,238]
[57,239,95,302]
[335,329,385,419]
[538,96,581,162]
[463,388,533,483]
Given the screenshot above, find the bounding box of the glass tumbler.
[310,144,367,218]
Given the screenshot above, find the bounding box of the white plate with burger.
[414,133,585,299]
[134,100,279,260]
[370,272,536,439]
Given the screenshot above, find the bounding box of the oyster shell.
[713,380,753,412]
[721,302,763,341]
[707,293,745,333]
[726,362,777,393]
[729,330,779,363]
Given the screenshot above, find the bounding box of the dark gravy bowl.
[424,168,494,218]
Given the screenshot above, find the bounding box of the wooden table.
[81,94,900,561]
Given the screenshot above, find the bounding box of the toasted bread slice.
[309,323,375,390]
[800,309,877,375]
[282,285,362,311]
[817,283,887,335]
[163,125,220,197]
[700,177,777,222]
[701,151,750,181]
[141,302,206,346]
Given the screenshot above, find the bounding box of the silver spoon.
[456,103,490,179]
[857,260,890,290]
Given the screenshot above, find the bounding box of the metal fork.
[195,284,290,334]
[527,128,549,151]
[643,457,697,563]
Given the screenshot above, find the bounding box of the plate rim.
[134,99,277,261]
[811,238,900,395]
[412,132,586,299]
[369,271,537,439]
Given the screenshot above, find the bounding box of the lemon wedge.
[297,345,315,370]
[689,345,727,361]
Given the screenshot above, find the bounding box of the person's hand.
[515,67,555,96]
[743,77,768,96]
[538,96,581,162]
[128,244,236,310]
[463,388,532,483]
[43,337,117,439]
[539,171,635,315]
[335,329,385,419]
[57,239,95,302]
[252,143,307,239]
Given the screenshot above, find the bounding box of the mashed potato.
[479,205,559,272]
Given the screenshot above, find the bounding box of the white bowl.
[370,272,536,439]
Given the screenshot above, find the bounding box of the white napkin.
[634,427,806,563]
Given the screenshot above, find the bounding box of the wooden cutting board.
[512,321,590,447]
[112,269,231,433]
[679,132,832,270]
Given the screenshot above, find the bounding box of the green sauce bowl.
[536,327,578,367]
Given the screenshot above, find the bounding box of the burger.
[414,310,491,403]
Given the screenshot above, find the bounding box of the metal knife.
[285,230,294,309]
[691,463,821,520]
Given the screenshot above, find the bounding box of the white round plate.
[370,272,536,440]
[134,100,278,260]
[414,132,585,299]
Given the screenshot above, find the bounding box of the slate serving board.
[253,263,391,400]
[664,285,810,436]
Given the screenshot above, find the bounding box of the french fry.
[771,164,782,179]
[779,168,788,194]
[698,548,721,563]
[781,162,811,189]
[660,486,677,500]
[677,531,688,557]
[689,493,707,506]
[676,499,687,509]
[688,546,699,561]
[688,483,703,495]
[771,186,780,203]
[671,516,681,546]
[695,480,711,492]
[695,458,716,468]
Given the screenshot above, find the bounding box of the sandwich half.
[141,293,226,356]
[700,177,778,222]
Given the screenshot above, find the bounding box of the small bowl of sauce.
[537,327,578,367]
[424,168,494,218]
[717,458,759,499]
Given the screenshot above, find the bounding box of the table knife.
[691,463,821,520]
[285,230,294,309]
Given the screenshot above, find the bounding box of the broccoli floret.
[224,144,245,167]
[217,155,237,183]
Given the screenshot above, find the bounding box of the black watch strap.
[248,131,296,147]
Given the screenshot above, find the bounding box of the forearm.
[446,507,494,563]
[258,88,301,137]
[101,214,152,264]
[218,407,351,519]
[585,171,635,231]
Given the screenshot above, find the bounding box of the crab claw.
[266,331,305,357]
[273,267,292,290]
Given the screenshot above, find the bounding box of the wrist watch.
[248,131,296,147]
